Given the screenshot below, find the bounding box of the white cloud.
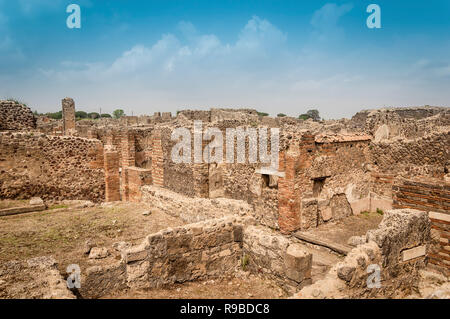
[310,3,353,42]
[42,16,288,82]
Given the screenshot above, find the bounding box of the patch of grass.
[376,208,384,215]
[48,204,69,210]
[241,254,249,271]
[360,211,370,217]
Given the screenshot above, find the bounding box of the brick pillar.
[123,167,152,202]
[121,129,136,167]
[151,130,164,187]
[120,129,136,199]
[104,151,120,202]
[193,163,209,198]
[62,97,76,136]
[278,146,301,234]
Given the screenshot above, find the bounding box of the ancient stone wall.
[276,133,374,233]
[370,129,449,179]
[351,106,449,139]
[81,216,313,298]
[81,216,248,297]
[141,185,253,223]
[294,209,430,298]
[392,178,450,274]
[122,166,152,202]
[0,132,105,202]
[243,226,312,293]
[0,100,36,131]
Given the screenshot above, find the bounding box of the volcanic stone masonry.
[0,98,449,296]
[0,100,36,131]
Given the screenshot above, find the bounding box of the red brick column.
[278,147,301,234]
[123,167,152,202]
[121,129,136,167]
[104,151,120,202]
[151,131,164,187]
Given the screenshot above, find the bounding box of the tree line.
[34,109,126,120]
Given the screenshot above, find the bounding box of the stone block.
[284,244,312,283]
[402,245,426,261]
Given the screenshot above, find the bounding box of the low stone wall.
[81,217,248,298]
[141,185,253,223]
[0,132,105,202]
[0,100,36,131]
[81,217,314,298]
[243,226,312,294]
[293,209,430,298]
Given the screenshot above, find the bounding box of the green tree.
[277,113,286,117]
[299,109,321,121]
[75,111,88,119]
[46,111,62,119]
[100,113,112,118]
[113,109,125,119]
[306,109,321,121]
[88,112,100,119]
[257,111,269,117]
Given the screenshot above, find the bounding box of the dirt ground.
[304,211,384,247]
[0,200,288,299]
[103,275,287,299]
[0,200,186,275]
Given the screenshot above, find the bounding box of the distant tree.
[277,113,286,117]
[100,113,112,118]
[299,109,321,121]
[46,111,62,119]
[88,112,100,119]
[257,111,269,117]
[113,109,125,119]
[75,111,88,119]
[306,109,321,121]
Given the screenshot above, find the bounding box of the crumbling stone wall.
[369,130,449,180]
[81,216,314,298]
[141,185,253,223]
[393,178,450,275]
[81,217,248,298]
[351,106,449,139]
[0,100,36,131]
[0,132,105,202]
[293,209,431,298]
[243,226,312,293]
[277,132,373,233]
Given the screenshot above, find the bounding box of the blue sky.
[0,0,449,118]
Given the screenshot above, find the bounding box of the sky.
[0,0,449,119]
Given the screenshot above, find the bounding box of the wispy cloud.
[310,3,353,42]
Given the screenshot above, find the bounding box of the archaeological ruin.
[0,98,448,299]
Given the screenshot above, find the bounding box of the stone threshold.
[0,204,47,217]
[293,231,352,256]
